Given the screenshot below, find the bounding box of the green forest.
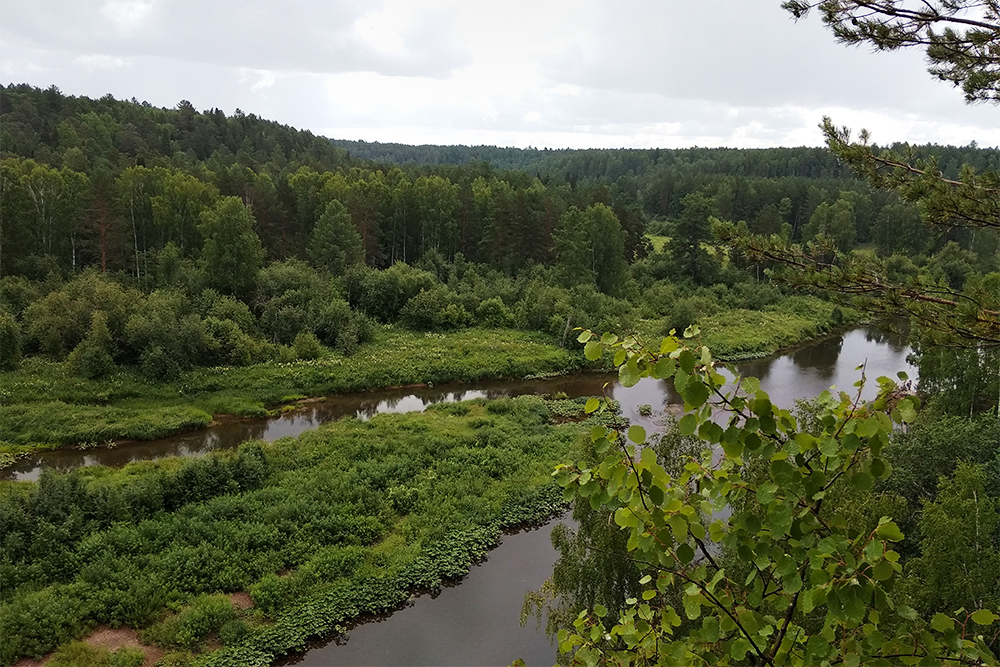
[0,71,998,667]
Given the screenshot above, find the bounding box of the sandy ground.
[13,625,166,667]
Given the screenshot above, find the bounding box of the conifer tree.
[307,200,363,276]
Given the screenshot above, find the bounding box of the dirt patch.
[12,657,46,667]
[84,626,165,667]
[12,626,165,667]
[230,591,253,610]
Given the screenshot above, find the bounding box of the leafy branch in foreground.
[553,328,999,666]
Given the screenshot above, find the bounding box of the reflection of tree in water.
[863,322,910,351]
[731,355,777,386]
[789,336,842,379]
[522,418,701,646]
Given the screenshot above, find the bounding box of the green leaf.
[678,349,696,374]
[931,613,954,632]
[872,560,894,581]
[683,380,709,408]
[896,397,917,423]
[730,638,751,660]
[897,605,918,621]
[875,521,904,542]
[584,340,602,361]
[851,471,873,491]
[971,609,999,626]
[678,413,697,436]
[627,425,646,444]
[585,398,601,414]
[619,359,641,387]
[756,482,778,505]
[577,330,592,344]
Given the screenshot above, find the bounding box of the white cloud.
[74,54,129,70]
[99,0,154,31]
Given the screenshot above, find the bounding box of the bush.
[400,286,471,330]
[292,332,323,360]
[474,297,515,328]
[47,642,144,667]
[348,262,438,323]
[142,595,237,651]
[67,311,116,379]
[0,310,22,370]
[665,295,717,334]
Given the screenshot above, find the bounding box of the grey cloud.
[0,0,466,77]
[545,2,945,113]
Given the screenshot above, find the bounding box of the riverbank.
[0,396,590,666]
[0,328,583,462]
[0,297,855,462]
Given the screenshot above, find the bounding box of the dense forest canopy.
[3,82,998,282]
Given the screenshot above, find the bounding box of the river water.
[2,327,915,666]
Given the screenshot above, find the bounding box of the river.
[2,327,915,666]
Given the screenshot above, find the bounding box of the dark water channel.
[3,327,915,666]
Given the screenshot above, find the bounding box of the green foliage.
[905,463,1000,622]
[0,398,582,664]
[553,204,628,296]
[198,197,265,302]
[557,329,997,666]
[67,310,116,379]
[292,332,323,360]
[0,310,21,371]
[124,289,211,379]
[307,200,363,275]
[669,192,720,286]
[474,297,515,328]
[24,270,137,360]
[802,197,857,252]
[400,285,472,331]
[47,642,144,667]
[254,259,325,344]
[143,594,238,651]
[345,262,437,323]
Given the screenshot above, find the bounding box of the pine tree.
[307,200,363,276]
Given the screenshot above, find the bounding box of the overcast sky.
[2,0,998,149]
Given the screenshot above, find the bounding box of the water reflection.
[2,327,917,484]
[281,520,568,667]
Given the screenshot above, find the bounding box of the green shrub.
[143,594,237,651]
[67,311,116,379]
[292,332,323,360]
[475,297,515,328]
[0,310,22,371]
